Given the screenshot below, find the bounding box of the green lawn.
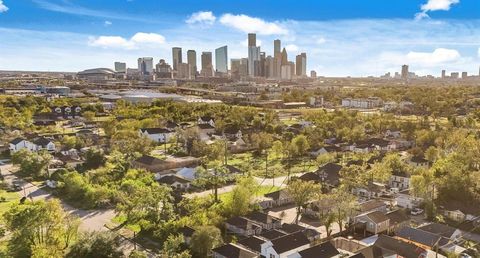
[0,191,20,217]
[110,214,141,233]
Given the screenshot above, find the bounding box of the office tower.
[311,70,317,78]
[137,57,154,75]
[274,39,281,57]
[266,56,274,78]
[215,46,228,74]
[155,59,172,78]
[273,39,282,78]
[281,64,292,80]
[295,53,307,77]
[201,52,213,77]
[176,63,191,79]
[187,50,197,77]
[172,47,182,71]
[114,62,126,73]
[258,52,266,77]
[441,70,446,79]
[281,48,288,65]
[231,59,241,79]
[401,65,409,79]
[451,72,459,79]
[247,33,260,76]
[248,33,256,47]
[462,72,468,79]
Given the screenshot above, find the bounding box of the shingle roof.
[375,235,427,258]
[298,242,339,258]
[134,155,164,166]
[259,229,287,240]
[10,137,24,145]
[417,223,457,239]
[157,175,191,185]
[396,227,450,248]
[33,137,53,146]
[245,211,281,225]
[264,189,291,201]
[365,211,389,224]
[212,243,258,258]
[237,236,266,253]
[359,200,386,213]
[271,232,310,255]
[386,209,410,225]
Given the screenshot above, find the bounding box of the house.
[224,126,243,140]
[354,211,390,234]
[198,116,215,127]
[347,138,392,153]
[364,235,428,258]
[395,227,450,250]
[32,137,56,152]
[245,211,282,231]
[409,156,429,168]
[395,189,423,209]
[157,175,191,190]
[291,241,341,258]
[176,167,197,181]
[132,155,169,177]
[139,128,175,143]
[212,243,258,258]
[439,201,480,222]
[384,129,401,139]
[386,209,410,234]
[303,197,336,219]
[225,216,263,237]
[238,235,267,253]
[352,181,387,199]
[261,189,294,209]
[260,232,311,258]
[309,145,340,157]
[417,223,462,241]
[280,223,321,242]
[357,200,387,216]
[259,230,287,240]
[9,138,32,153]
[315,163,342,189]
[389,170,411,190]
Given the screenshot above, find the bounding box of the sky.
[0,0,479,77]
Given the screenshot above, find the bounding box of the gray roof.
[271,232,310,254]
[397,227,450,248]
[298,242,340,258]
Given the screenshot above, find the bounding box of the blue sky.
[0,0,479,76]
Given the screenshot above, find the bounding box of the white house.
[389,171,411,190]
[139,128,175,143]
[395,189,423,209]
[261,232,311,258]
[198,116,215,127]
[9,137,55,153]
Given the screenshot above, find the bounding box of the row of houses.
[9,137,56,153]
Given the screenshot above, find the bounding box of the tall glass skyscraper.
[215,45,228,74]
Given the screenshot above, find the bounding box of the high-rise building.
[311,70,317,78]
[441,70,446,79]
[231,58,248,80]
[273,39,282,78]
[281,64,292,80]
[281,48,288,65]
[247,33,260,76]
[137,57,154,75]
[114,62,126,73]
[155,59,172,78]
[274,39,281,57]
[451,72,459,79]
[266,56,274,78]
[172,47,182,71]
[401,65,409,79]
[187,50,197,78]
[215,46,228,74]
[201,52,213,77]
[462,72,468,79]
[258,52,266,77]
[176,63,191,79]
[295,53,307,77]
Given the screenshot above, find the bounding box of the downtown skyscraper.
[247,33,260,77]
[172,47,182,71]
[187,50,197,78]
[215,46,228,74]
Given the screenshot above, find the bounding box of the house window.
[270,254,275,258]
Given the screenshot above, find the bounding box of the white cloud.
[104,21,112,26]
[219,13,288,35]
[0,0,8,13]
[186,11,216,25]
[421,0,460,11]
[478,48,480,57]
[88,32,165,49]
[316,37,326,44]
[416,0,460,20]
[285,44,299,52]
[406,48,461,65]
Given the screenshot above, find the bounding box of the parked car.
[411,208,424,215]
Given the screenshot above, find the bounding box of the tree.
[194,163,229,203]
[316,152,336,167]
[3,199,80,258]
[190,226,223,258]
[82,147,106,171]
[224,176,259,216]
[291,135,310,157]
[11,149,52,178]
[286,179,321,224]
[117,179,175,232]
[159,234,191,258]
[66,231,123,258]
[332,188,357,232]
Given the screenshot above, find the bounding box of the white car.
[411,208,424,215]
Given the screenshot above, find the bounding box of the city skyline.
[0,0,479,76]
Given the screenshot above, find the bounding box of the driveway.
[0,163,114,232]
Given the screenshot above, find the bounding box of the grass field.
[219,185,281,203]
[0,191,20,217]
